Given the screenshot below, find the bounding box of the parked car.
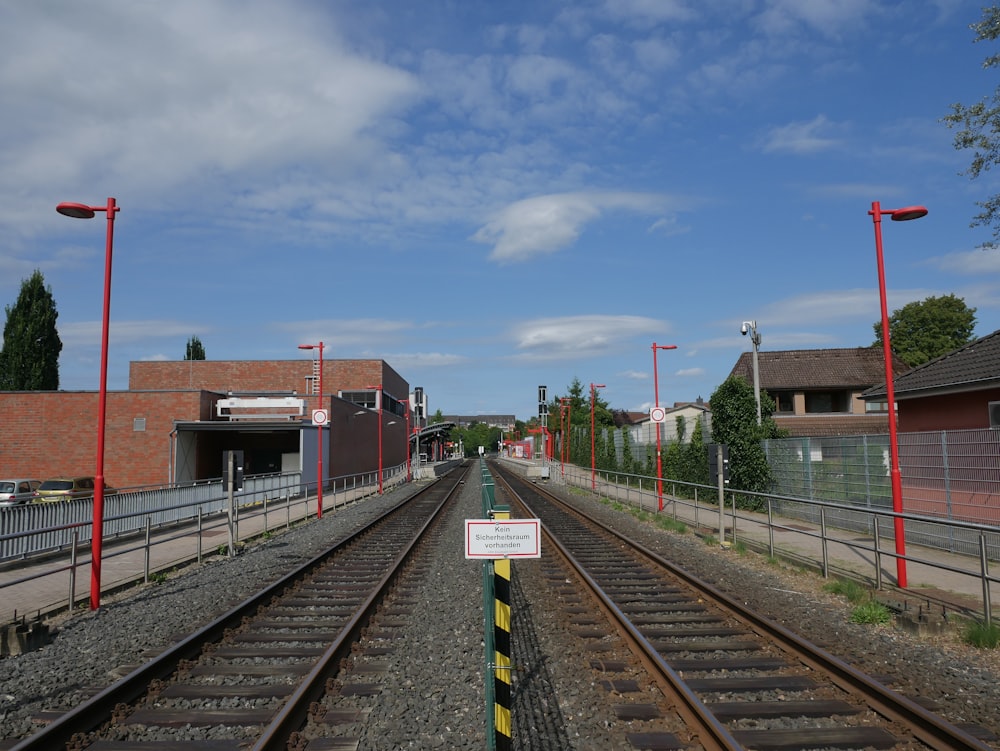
[0,478,42,506]
[33,476,116,502]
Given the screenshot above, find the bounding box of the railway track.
[492,461,996,751]
[8,464,469,751]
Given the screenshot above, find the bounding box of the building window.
[804,390,849,413]
[341,390,377,409]
[772,391,794,413]
[133,417,146,432]
[865,399,889,413]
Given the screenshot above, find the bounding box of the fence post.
[68,531,79,614]
[980,532,993,627]
[873,518,884,591]
[820,507,828,579]
[144,517,152,582]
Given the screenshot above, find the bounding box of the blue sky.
[2,1,998,421]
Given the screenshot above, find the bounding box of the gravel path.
[2,464,1000,749]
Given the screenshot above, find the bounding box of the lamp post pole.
[298,342,324,518]
[869,200,928,589]
[741,321,762,426]
[590,382,605,492]
[56,197,119,611]
[367,384,384,494]
[652,343,677,512]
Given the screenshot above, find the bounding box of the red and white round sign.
[650,406,667,423]
[312,409,329,426]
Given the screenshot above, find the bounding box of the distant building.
[625,402,712,446]
[0,359,450,489]
[442,414,516,431]
[729,347,909,437]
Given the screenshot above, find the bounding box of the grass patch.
[655,516,687,534]
[961,620,1000,649]
[702,534,718,547]
[149,571,168,585]
[849,600,892,625]
[732,540,748,555]
[823,578,869,604]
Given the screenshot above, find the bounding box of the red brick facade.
[0,359,410,489]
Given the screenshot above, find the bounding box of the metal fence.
[511,457,1000,624]
[0,465,408,563]
[763,428,1000,526]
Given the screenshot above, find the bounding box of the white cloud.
[926,249,1000,275]
[675,367,705,377]
[472,191,674,262]
[0,1,422,231]
[510,315,666,360]
[762,115,843,155]
[754,0,874,38]
[58,319,208,347]
[382,352,468,369]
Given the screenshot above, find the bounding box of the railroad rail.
[491,461,996,751]
[8,464,469,751]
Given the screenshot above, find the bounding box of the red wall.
[0,390,212,489]
[1,359,409,489]
[898,388,1000,432]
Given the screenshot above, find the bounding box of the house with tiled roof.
[625,401,712,447]
[729,347,909,437]
[862,329,1000,432]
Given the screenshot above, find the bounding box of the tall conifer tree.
[0,270,62,390]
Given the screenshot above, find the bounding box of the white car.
[0,478,41,506]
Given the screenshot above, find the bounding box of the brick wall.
[0,390,212,489]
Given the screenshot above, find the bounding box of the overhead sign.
[312,409,329,426]
[650,406,667,423]
[465,519,541,559]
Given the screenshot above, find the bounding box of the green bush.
[961,620,1000,648]
[849,600,892,625]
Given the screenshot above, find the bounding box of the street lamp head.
[56,202,97,219]
[890,206,928,222]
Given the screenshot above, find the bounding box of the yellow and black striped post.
[492,521,512,751]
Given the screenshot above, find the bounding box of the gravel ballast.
[2,465,1000,749]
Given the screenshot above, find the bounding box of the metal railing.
[0,463,411,626]
[507,457,1000,625]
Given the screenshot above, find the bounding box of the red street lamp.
[298,342,325,519]
[56,197,119,611]
[590,383,605,491]
[367,384,384,494]
[869,200,927,589]
[652,343,677,512]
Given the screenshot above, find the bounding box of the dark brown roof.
[730,347,907,390]
[863,329,1000,400]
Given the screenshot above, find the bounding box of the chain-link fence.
[763,428,1000,526]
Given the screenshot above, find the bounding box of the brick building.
[0,358,423,490]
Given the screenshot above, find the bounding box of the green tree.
[709,375,779,504]
[943,5,1000,245]
[0,270,62,390]
[548,377,613,468]
[872,294,977,366]
[185,335,206,360]
[681,418,710,489]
